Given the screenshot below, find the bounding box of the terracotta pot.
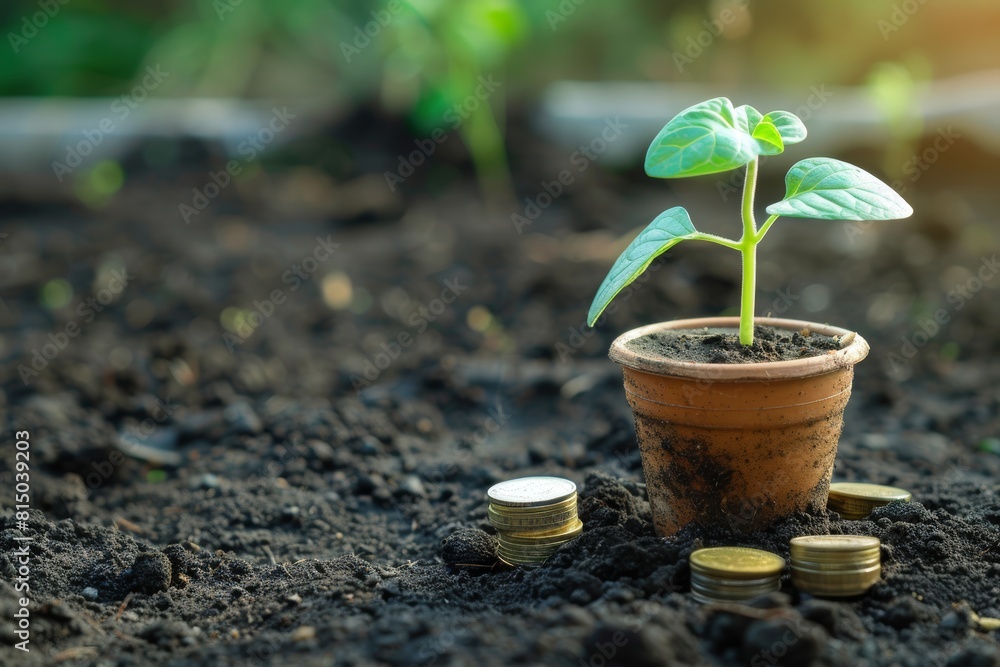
[609,317,870,537]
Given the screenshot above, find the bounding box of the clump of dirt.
[626,324,844,364]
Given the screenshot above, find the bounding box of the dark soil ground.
[1,113,999,666]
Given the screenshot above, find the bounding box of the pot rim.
[608,316,870,381]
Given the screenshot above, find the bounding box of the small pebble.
[191,473,219,490]
[223,402,263,434]
[398,475,426,498]
[358,436,381,456]
[82,587,99,600]
[307,440,335,463]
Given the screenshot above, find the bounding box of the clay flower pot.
[609,316,870,537]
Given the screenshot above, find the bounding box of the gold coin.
[488,507,578,532]
[494,521,579,540]
[497,544,560,559]
[791,563,881,597]
[688,547,783,604]
[497,553,544,567]
[487,498,578,524]
[488,496,577,515]
[496,544,557,559]
[499,519,584,545]
[828,483,911,519]
[486,477,583,567]
[487,477,577,508]
[790,535,882,597]
[790,535,880,553]
[497,542,575,558]
[689,547,785,580]
[689,572,782,604]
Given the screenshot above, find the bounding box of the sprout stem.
[739,158,760,346]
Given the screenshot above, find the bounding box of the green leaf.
[588,208,699,326]
[733,104,763,135]
[644,98,759,178]
[734,105,791,155]
[763,111,807,146]
[751,120,784,155]
[765,158,913,221]
[734,104,785,155]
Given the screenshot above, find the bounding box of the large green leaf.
[644,98,759,178]
[765,157,913,221]
[645,99,808,178]
[588,207,699,326]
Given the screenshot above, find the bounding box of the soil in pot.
[625,324,845,364]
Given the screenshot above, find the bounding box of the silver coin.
[486,476,577,508]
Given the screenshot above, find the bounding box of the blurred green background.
[3,0,1000,196]
[4,0,1000,98]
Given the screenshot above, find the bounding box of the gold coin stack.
[688,547,785,604]
[790,535,881,597]
[827,482,912,520]
[487,477,583,567]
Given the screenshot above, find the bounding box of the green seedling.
[587,97,913,346]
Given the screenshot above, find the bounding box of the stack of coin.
[789,535,881,597]
[487,477,582,567]
[688,547,785,604]
[827,482,912,520]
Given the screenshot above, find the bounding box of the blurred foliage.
[865,60,928,179]
[4,0,999,100]
[2,0,998,197]
[381,0,527,206]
